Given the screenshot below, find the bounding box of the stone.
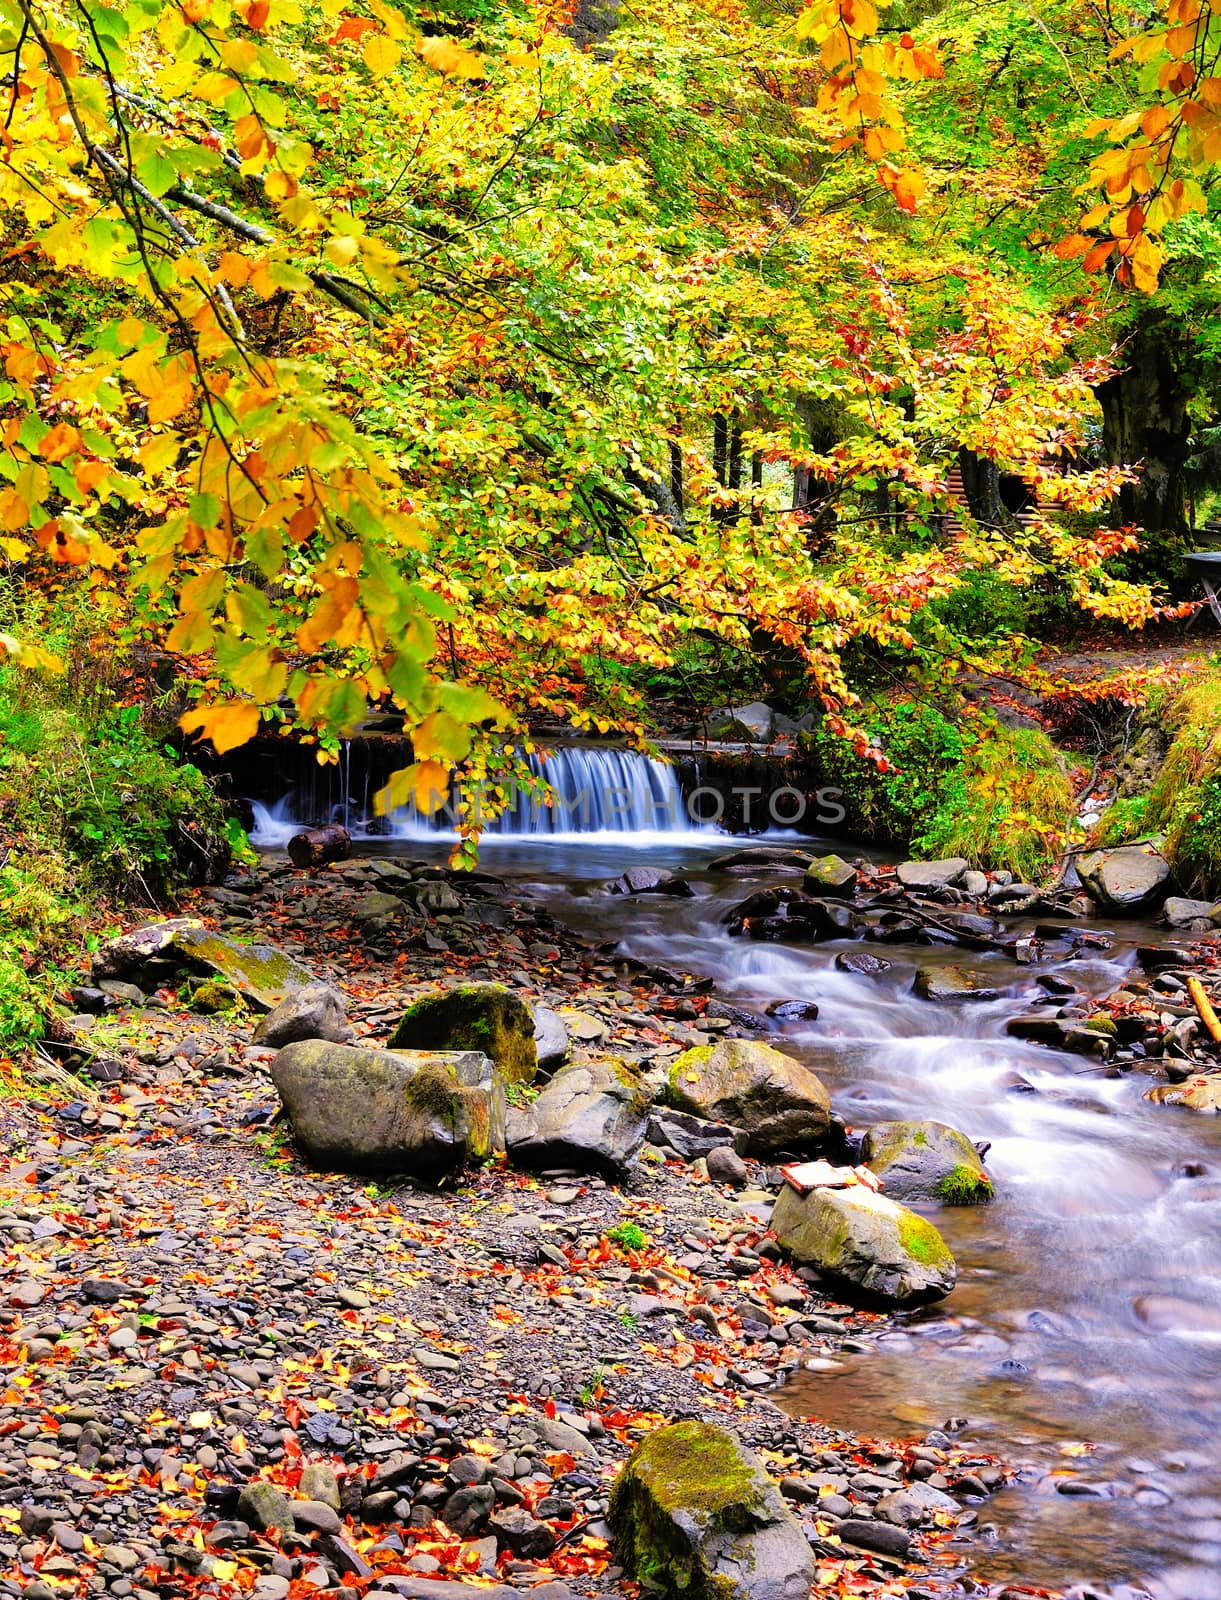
[253,984,353,1048]
[1163,896,1221,928]
[705,1146,749,1188]
[532,1005,570,1074]
[353,891,412,934]
[271,1040,506,1174]
[667,1039,831,1156]
[874,1482,960,1526]
[802,855,857,898]
[610,866,695,897]
[488,1507,557,1557]
[708,703,775,743]
[173,927,316,1010]
[237,1481,295,1536]
[834,951,891,977]
[608,1419,814,1600]
[913,964,1004,1003]
[646,1108,737,1163]
[770,1183,956,1306]
[388,983,537,1085]
[1147,1075,1221,1114]
[895,858,968,890]
[91,918,203,981]
[291,1499,342,1534]
[299,1463,341,1511]
[507,1058,652,1177]
[1078,845,1172,915]
[835,1519,910,1559]
[861,1120,993,1205]
[961,870,989,898]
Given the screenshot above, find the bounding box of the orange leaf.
[180,702,261,754]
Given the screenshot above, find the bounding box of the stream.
[418,833,1220,1600]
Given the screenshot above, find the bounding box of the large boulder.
[91,919,203,982]
[1163,896,1221,928]
[666,1039,830,1156]
[770,1183,956,1306]
[270,1041,506,1175]
[609,866,694,897]
[253,983,353,1048]
[91,922,318,1009]
[1078,844,1172,915]
[861,1119,993,1205]
[507,1059,653,1176]
[896,858,968,891]
[388,983,537,1085]
[608,1421,814,1600]
[802,854,857,898]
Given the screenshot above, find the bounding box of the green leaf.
[136,151,180,199]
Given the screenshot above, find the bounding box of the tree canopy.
[2,0,1221,842]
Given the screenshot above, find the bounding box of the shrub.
[1143,668,1221,894]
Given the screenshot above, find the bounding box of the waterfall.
[247,745,707,844]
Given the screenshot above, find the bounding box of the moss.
[184,978,243,1015]
[399,1061,458,1129]
[1085,1013,1118,1037]
[1143,670,1221,895]
[667,1045,713,1106]
[176,929,313,1007]
[935,1164,994,1205]
[897,1211,953,1266]
[388,983,537,1085]
[911,1128,928,1146]
[608,1421,768,1599]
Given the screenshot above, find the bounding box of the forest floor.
[0,857,1011,1600]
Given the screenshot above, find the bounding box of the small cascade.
[247,744,706,844]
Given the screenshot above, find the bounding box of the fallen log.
[287,824,351,869]
[1187,974,1221,1044]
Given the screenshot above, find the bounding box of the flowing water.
[251,751,1221,1597]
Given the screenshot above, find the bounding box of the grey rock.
[353,891,412,934]
[706,1146,749,1188]
[608,1420,814,1600]
[253,984,353,1047]
[271,1040,506,1174]
[1163,896,1221,928]
[237,1481,295,1535]
[666,1038,830,1156]
[771,1183,956,1306]
[861,1120,993,1205]
[291,1499,342,1534]
[508,1058,652,1176]
[835,1518,910,1559]
[299,1462,341,1510]
[533,1417,598,1458]
[388,983,537,1085]
[874,1482,960,1526]
[802,855,856,899]
[896,858,968,890]
[1078,845,1172,914]
[172,926,317,1009]
[647,1109,737,1163]
[708,702,775,743]
[488,1507,557,1557]
[91,918,203,981]
[533,1005,570,1074]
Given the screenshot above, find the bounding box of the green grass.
[1143,669,1221,895]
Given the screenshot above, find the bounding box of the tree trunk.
[669,440,684,519]
[1098,316,1192,536]
[958,448,1003,525]
[713,414,728,487]
[727,419,743,491]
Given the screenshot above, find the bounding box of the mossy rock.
[388,983,537,1085]
[666,1038,830,1156]
[770,1183,956,1306]
[270,1039,506,1175]
[861,1119,993,1206]
[173,927,316,1011]
[608,1421,814,1600]
[182,978,244,1015]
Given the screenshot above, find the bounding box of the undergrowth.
[812,702,1072,880]
[0,581,228,1062]
[1142,668,1221,894]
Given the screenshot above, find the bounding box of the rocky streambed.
[3,836,1220,1600]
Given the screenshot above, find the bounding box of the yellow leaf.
[374,758,451,815]
[180,702,261,753]
[210,1559,238,1582]
[363,34,401,76]
[325,234,360,268]
[418,35,486,78]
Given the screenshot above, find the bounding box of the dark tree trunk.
[288,824,351,869]
[1098,316,1192,535]
[713,414,729,487]
[958,448,1003,525]
[727,419,743,491]
[669,440,684,518]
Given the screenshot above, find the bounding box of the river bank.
[5,836,1221,1600]
[1,848,1014,1600]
